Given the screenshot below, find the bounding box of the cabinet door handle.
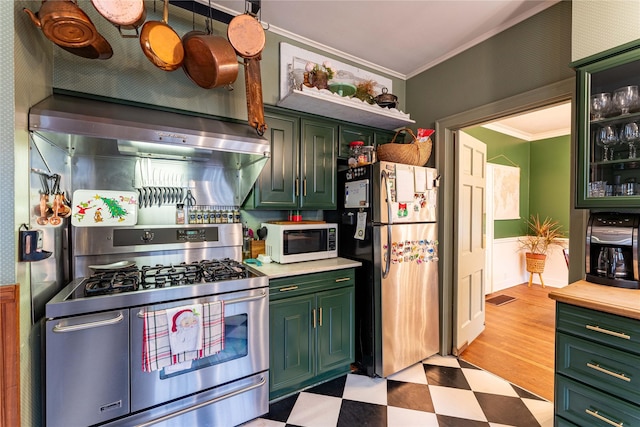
[319,307,323,327]
[312,308,316,328]
[335,277,350,282]
[295,178,299,197]
[279,286,299,292]
[586,324,631,340]
[585,409,624,427]
[586,362,631,382]
[303,178,307,196]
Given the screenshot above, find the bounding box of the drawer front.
[556,303,640,354]
[556,375,640,426]
[557,332,640,404]
[270,269,355,300]
[555,415,579,427]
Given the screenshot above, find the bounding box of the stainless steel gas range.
[44,223,269,427]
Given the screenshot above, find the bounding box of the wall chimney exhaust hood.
[28,93,270,158]
[28,93,270,205]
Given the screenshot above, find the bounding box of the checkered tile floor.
[243,355,553,427]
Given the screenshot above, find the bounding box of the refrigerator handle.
[381,170,393,279]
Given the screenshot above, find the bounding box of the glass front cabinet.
[576,42,640,208]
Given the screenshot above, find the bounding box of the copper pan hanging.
[227,11,267,135]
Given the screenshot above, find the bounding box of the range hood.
[28,93,270,205]
[29,94,270,158]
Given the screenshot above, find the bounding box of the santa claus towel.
[142,307,201,372]
[166,304,204,356]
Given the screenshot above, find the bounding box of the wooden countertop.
[247,257,362,279]
[549,280,640,320]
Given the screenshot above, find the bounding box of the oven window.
[283,229,327,255]
[160,313,248,379]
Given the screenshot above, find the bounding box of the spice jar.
[360,145,375,165]
[349,140,364,168]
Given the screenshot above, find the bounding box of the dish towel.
[166,304,204,355]
[202,300,225,357]
[142,301,225,372]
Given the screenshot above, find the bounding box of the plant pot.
[310,70,328,90]
[525,252,546,273]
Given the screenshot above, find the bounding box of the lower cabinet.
[555,302,640,426]
[269,269,355,400]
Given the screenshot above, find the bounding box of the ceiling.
[208,0,569,139]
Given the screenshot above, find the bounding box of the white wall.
[490,237,569,294]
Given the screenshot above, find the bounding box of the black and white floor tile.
[243,355,553,427]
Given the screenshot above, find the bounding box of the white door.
[453,131,486,355]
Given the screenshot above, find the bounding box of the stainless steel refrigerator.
[334,161,439,378]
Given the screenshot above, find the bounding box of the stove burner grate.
[140,262,202,289]
[84,267,140,297]
[82,259,251,296]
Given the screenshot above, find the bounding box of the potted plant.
[518,214,565,286]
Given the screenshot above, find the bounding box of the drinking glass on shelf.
[596,125,619,161]
[590,92,611,120]
[620,121,640,158]
[613,85,639,115]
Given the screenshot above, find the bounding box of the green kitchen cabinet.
[249,111,300,209]
[246,110,336,210]
[554,302,640,425]
[269,269,355,400]
[574,41,640,208]
[299,119,337,209]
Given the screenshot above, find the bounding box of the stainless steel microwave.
[262,223,338,263]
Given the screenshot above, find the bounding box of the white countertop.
[247,257,362,279]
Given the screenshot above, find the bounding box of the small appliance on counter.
[262,222,338,264]
[586,212,640,289]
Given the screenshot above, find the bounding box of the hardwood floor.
[460,283,556,401]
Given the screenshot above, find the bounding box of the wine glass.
[613,86,639,115]
[620,121,639,158]
[596,125,618,161]
[590,92,611,120]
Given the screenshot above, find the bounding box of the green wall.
[406,2,572,130]
[530,135,571,235]
[465,127,570,239]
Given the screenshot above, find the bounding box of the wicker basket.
[376,128,432,166]
[525,253,546,273]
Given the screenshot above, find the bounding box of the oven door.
[130,286,268,411]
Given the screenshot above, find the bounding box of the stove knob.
[141,230,154,242]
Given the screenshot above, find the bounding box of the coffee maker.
[586,213,640,289]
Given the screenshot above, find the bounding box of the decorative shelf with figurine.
[277,43,415,130]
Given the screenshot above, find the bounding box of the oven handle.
[52,312,124,333]
[136,288,268,318]
[134,375,267,427]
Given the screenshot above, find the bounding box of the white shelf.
[277,88,415,130]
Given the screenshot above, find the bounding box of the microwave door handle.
[381,170,393,279]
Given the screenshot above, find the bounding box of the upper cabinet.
[245,109,337,210]
[575,42,640,208]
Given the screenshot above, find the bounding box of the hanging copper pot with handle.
[139,0,184,71]
[182,11,238,89]
[227,12,267,135]
[24,0,99,49]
